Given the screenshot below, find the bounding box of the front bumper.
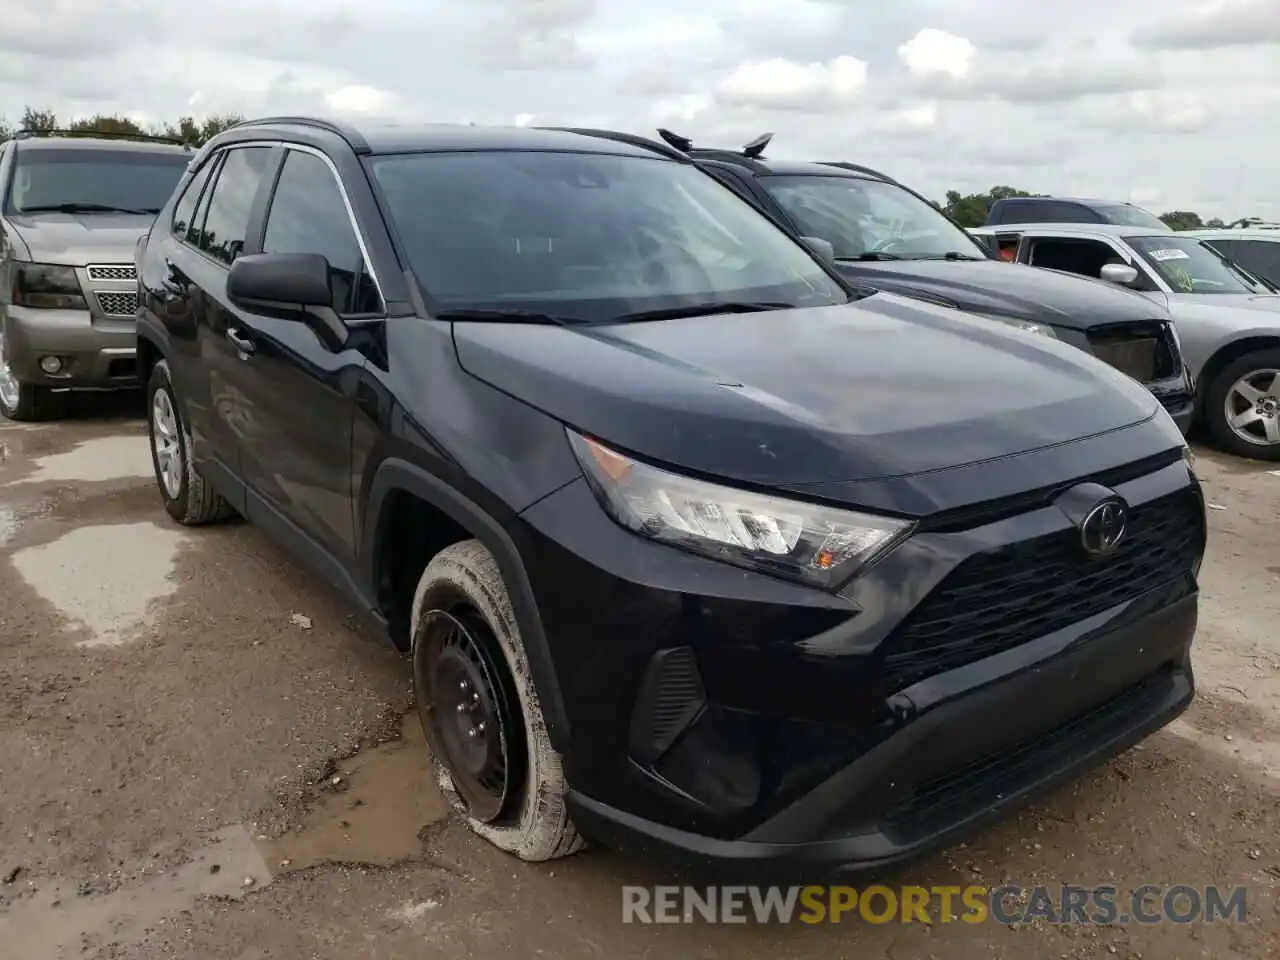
[2,305,138,389]
[513,439,1204,876]
[569,593,1194,877]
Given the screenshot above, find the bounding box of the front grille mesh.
[881,491,1202,690]
[96,291,138,317]
[1086,321,1176,383]
[86,264,137,282]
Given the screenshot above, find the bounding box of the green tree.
[1159,210,1203,231]
[19,106,58,132]
[942,186,1039,228]
[1206,218,1226,228]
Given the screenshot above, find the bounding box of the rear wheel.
[1203,349,1280,462]
[411,539,583,861]
[0,332,58,422]
[147,359,236,524]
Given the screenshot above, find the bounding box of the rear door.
[165,144,279,498]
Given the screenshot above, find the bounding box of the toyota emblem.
[1079,499,1128,556]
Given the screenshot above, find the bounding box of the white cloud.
[717,56,868,111]
[898,29,975,79]
[325,85,395,116]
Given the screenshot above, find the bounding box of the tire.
[411,539,584,862]
[147,359,236,525]
[1202,348,1280,462]
[0,332,60,422]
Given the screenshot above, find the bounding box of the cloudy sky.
[3,0,1277,220]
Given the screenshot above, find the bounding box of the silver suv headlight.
[568,430,912,588]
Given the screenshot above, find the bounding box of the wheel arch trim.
[363,458,570,752]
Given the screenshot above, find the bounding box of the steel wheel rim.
[0,333,20,411]
[1223,367,1280,447]
[151,388,184,499]
[420,608,525,824]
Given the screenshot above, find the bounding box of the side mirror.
[227,253,333,311]
[1100,262,1140,287]
[799,235,835,260]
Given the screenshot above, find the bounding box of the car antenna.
[742,132,773,159]
[656,128,693,152]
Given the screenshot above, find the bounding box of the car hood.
[452,292,1160,489]
[1167,292,1280,314]
[7,211,155,266]
[833,258,1167,328]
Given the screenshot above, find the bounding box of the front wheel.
[1203,349,1280,461]
[411,539,583,861]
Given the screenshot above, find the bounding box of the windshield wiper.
[433,308,592,326]
[912,251,985,261]
[611,301,793,323]
[18,202,157,215]
[836,252,905,261]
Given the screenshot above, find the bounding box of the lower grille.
[96,291,138,317]
[1087,321,1178,383]
[882,670,1173,832]
[881,490,1202,689]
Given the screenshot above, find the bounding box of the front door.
[223,146,383,566]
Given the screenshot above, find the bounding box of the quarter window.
[262,150,382,314]
[171,157,217,242]
[196,147,273,265]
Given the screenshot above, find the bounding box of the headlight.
[567,431,912,589]
[12,263,87,310]
[971,311,1059,339]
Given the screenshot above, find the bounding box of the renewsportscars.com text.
[621,884,1248,925]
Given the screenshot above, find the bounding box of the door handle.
[161,259,187,294]
[226,328,256,357]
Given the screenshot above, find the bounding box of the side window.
[1045,202,1095,224]
[171,157,217,241]
[262,149,382,314]
[1234,240,1280,284]
[197,147,273,265]
[1200,238,1237,261]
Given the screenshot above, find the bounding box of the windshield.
[365,151,849,320]
[760,175,987,261]
[7,149,190,215]
[1128,235,1262,294]
[1094,204,1169,231]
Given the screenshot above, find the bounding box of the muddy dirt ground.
[0,396,1277,959]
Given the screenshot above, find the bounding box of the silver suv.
[0,130,192,420]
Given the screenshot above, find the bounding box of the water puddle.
[0,720,449,958]
[10,521,188,647]
[262,715,449,872]
[14,434,152,485]
[0,825,271,958]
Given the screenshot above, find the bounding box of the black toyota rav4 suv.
[603,129,1197,433]
[136,117,1204,874]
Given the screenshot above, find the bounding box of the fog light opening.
[39,355,63,374]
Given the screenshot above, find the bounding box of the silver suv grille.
[86,264,137,283]
[96,291,139,317]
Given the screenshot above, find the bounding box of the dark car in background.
[985,196,1171,231]
[571,129,1196,431]
[0,130,192,420]
[135,117,1203,876]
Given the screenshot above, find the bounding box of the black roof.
[224,116,678,159]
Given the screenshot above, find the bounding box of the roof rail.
[229,116,370,153]
[656,128,693,152]
[11,128,192,149]
[819,161,897,183]
[536,127,687,161]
